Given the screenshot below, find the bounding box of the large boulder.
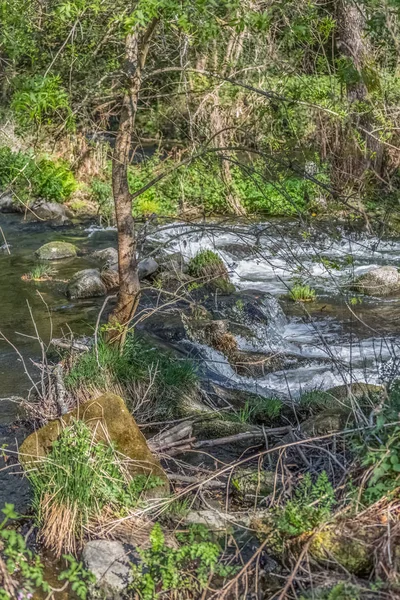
[19,393,167,483]
[31,201,72,225]
[353,266,400,296]
[36,241,77,260]
[138,257,159,280]
[92,247,118,270]
[82,540,133,598]
[67,268,107,299]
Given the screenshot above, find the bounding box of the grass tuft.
[288,283,316,302]
[26,419,163,557]
[22,263,54,281]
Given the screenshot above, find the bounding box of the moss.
[19,393,168,486]
[232,469,275,498]
[193,418,256,439]
[310,528,372,575]
[188,250,234,293]
[35,241,77,260]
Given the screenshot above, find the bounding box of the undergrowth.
[130,523,236,600]
[65,334,197,419]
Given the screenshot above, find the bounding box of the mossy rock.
[352,266,400,297]
[300,383,384,413]
[188,249,235,294]
[232,468,276,498]
[19,393,168,487]
[310,527,372,575]
[193,418,258,440]
[35,241,77,260]
[300,408,345,436]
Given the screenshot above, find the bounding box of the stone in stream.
[30,201,73,225]
[0,193,22,213]
[19,393,168,485]
[138,256,159,280]
[35,241,77,260]
[67,268,107,299]
[353,266,400,296]
[91,247,118,270]
[82,540,134,597]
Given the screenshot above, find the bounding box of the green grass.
[227,397,283,425]
[288,283,316,302]
[65,334,197,419]
[23,263,54,281]
[188,249,226,279]
[26,420,163,556]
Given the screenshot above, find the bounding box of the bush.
[65,334,197,419]
[288,283,317,302]
[0,146,76,202]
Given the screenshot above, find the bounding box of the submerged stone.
[19,393,168,485]
[35,241,77,260]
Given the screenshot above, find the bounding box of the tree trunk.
[336,0,384,178]
[108,21,158,348]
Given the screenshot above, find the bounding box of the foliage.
[90,177,114,225]
[0,504,94,599]
[11,75,73,130]
[271,472,335,539]
[26,420,164,552]
[288,283,317,302]
[130,523,236,599]
[299,582,361,600]
[65,334,197,419]
[0,147,76,202]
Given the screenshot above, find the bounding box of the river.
[0,213,400,507]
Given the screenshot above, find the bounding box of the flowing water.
[0,213,400,506]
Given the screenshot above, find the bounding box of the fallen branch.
[168,473,226,490]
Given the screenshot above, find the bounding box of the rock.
[182,314,238,358]
[36,241,77,260]
[300,383,384,413]
[186,510,230,530]
[232,469,276,500]
[158,252,188,274]
[31,201,72,225]
[82,540,133,597]
[19,393,168,485]
[193,418,258,440]
[310,527,372,575]
[67,269,107,299]
[138,257,159,280]
[92,247,118,270]
[353,266,400,297]
[230,350,284,378]
[188,249,235,294]
[0,193,22,213]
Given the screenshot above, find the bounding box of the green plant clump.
[65,334,197,419]
[188,249,226,279]
[26,420,163,554]
[130,523,236,600]
[271,472,335,539]
[23,263,54,281]
[288,283,317,302]
[90,177,114,225]
[228,397,283,424]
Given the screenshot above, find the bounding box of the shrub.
[26,420,163,556]
[130,523,236,599]
[0,146,76,202]
[64,334,197,419]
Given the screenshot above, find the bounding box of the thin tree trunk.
[108,20,158,348]
[337,0,384,177]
